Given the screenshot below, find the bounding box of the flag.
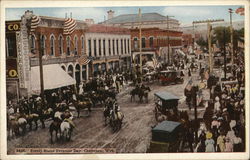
[30,15,41,33]
[185,79,193,91]
[235,7,244,16]
[63,18,77,35]
[77,55,90,65]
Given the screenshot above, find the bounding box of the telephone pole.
[167,15,174,65]
[228,8,234,65]
[193,19,224,73]
[139,8,142,74]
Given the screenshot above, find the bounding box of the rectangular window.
[124,39,127,54]
[127,39,130,54]
[108,40,111,55]
[112,40,115,55]
[103,39,106,56]
[94,40,97,56]
[116,40,119,55]
[88,39,91,57]
[6,34,16,57]
[99,39,101,56]
[121,39,123,54]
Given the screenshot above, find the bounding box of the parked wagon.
[147,120,183,153]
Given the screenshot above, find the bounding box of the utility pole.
[192,22,195,54]
[167,15,174,65]
[228,8,234,65]
[223,29,227,80]
[139,8,142,74]
[193,19,224,74]
[38,33,45,106]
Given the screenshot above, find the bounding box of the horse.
[109,110,124,132]
[73,98,92,118]
[60,119,73,141]
[49,119,61,144]
[138,86,151,103]
[25,113,40,130]
[7,115,20,138]
[130,87,140,102]
[17,117,27,135]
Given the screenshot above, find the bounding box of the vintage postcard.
[0,0,249,160]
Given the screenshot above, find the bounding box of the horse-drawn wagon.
[159,70,184,85]
[147,120,183,152]
[154,91,179,122]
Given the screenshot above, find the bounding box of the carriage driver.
[64,109,75,128]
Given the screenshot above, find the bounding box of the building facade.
[5,10,131,99]
[101,11,183,65]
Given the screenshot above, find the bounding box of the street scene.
[5,5,246,154]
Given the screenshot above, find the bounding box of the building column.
[114,38,117,55]
[96,38,99,57]
[118,38,121,56]
[101,38,104,57]
[105,38,109,57]
[86,64,89,80]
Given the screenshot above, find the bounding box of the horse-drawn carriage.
[147,120,183,153]
[154,91,179,122]
[159,70,184,85]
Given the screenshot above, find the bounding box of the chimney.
[107,10,114,20]
[85,19,94,25]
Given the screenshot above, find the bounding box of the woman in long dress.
[205,132,215,152]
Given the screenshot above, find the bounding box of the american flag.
[185,79,193,91]
[63,18,77,35]
[235,7,244,16]
[30,15,41,33]
[77,55,90,65]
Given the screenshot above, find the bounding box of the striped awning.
[77,56,90,65]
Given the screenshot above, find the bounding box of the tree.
[196,37,207,49]
[213,26,231,48]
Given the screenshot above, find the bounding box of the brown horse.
[73,99,92,118]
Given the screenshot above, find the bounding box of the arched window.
[134,37,138,49]
[50,35,55,56]
[74,36,78,55]
[149,37,154,48]
[40,35,46,56]
[61,66,66,71]
[66,36,70,56]
[31,35,36,53]
[68,65,74,77]
[59,35,63,55]
[142,37,146,48]
[81,36,84,54]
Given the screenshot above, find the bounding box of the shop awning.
[31,64,76,94]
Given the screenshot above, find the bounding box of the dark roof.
[154,91,179,101]
[152,121,181,133]
[103,12,172,24]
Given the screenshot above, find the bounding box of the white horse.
[18,117,27,135]
[60,120,72,141]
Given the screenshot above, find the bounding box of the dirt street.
[7,71,205,154]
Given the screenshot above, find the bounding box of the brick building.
[101,11,183,65]
[5,10,131,98]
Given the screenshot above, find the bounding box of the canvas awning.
[31,64,76,94]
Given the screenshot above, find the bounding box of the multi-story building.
[5,10,131,99]
[101,10,183,64]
